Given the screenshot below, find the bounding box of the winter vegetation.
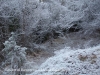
[1,32,27,75]
[0,0,100,75]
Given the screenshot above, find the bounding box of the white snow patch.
[27,45,100,75]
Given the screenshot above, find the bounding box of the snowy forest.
[0,0,100,75]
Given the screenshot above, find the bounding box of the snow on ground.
[27,45,100,75]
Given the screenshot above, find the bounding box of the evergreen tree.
[2,32,27,75]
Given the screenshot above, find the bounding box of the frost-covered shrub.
[0,0,100,52]
[29,25,65,44]
[29,23,82,44]
[0,0,100,34]
[2,32,27,69]
[0,0,85,35]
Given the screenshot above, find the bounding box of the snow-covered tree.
[2,32,27,75]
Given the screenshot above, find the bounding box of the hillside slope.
[28,45,100,75]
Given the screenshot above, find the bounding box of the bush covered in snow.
[0,0,100,50]
[2,32,27,71]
